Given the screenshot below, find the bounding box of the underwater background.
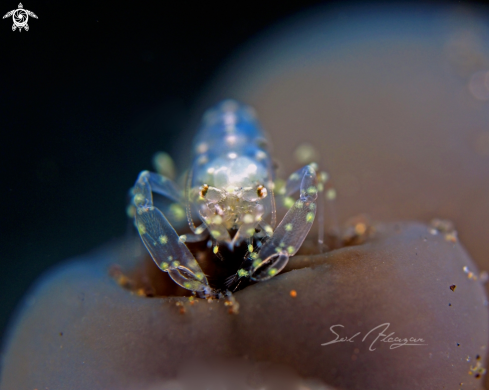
[0,0,333,341]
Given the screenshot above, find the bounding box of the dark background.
[0,0,333,341]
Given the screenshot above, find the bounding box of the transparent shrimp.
[130,100,337,296]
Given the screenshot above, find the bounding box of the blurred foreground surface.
[1,222,487,389]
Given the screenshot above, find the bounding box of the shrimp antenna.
[185,168,200,233]
[267,156,277,229]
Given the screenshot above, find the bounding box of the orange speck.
[355,223,367,235]
[290,290,297,298]
[136,288,145,296]
[175,301,186,314]
[450,285,456,292]
[445,232,457,243]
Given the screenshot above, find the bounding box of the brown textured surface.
[1,222,487,389]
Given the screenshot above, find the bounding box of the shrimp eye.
[257,185,268,199]
[199,184,209,198]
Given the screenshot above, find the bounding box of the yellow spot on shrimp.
[326,188,337,200]
[195,272,205,281]
[287,246,295,254]
[295,201,304,209]
[319,171,329,183]
[195,225,206,234]
[306,212,315,223]
[213,245,219,254]
[294,143,319,165]
[268,268,278,276]
[284,197,295,209]
[158,235,168,244]
[126,205,136,218]
[137,221,146,235]
[246,228,255,236]
[211,230,221,237]
[307,186,317,195]
[237,269,249,277]
[152,152,176,179]
[275,179,286,195]
[133,193,145,206]
[243,214,254,224]
[248,244,253,252]
[160,262,169,270]
[290,173,300,181]
[213,215,223,225]
[264,225,274,235]
[253,259,262,268]
[170,203,185,221]
[172,260,180,267]
[285,223,293,232]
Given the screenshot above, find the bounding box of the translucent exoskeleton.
[130,100,336,297]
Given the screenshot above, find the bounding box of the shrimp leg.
[229,164,319,287]
[132,171,212,295]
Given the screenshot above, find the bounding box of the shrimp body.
[189,101,275,249]
[131,100,329,296]
[192,99,272,188]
